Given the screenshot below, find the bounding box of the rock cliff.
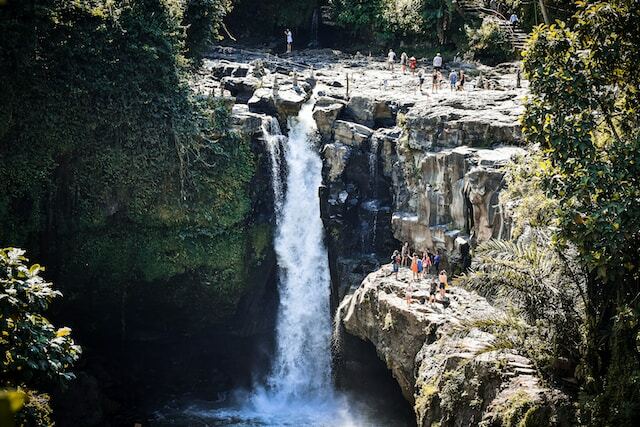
[339,268,572,426]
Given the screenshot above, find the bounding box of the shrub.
[465,20,514,65]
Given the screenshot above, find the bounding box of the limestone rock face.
[343,95,397,128]
[339,268,572,427]
[333,120,374,148]
[248,86,311,123]
[222,76,260,104]
[322,143,352,182]
[313,101,344,141]
[405,93,523,150]
[231,104,264,136]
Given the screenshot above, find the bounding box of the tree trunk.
[538,0,550,24]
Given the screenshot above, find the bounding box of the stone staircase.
[457,0,529,51]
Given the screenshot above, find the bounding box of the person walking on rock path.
[434,253,441,272]
[387,49,396,71]
[433,52,443,72]
[285,29,293,53]
[390,250,401,279]
[509,12,519,29]
[438,269,448,300]
[449,69,458,91]
[411,253,419,281]
[400,52,408,74]
[432,69,440,93]
[458,69,465,91]
[409,56,417,75]
[422,252,432,277]
[401,242,410,267]
[417,255,424,279]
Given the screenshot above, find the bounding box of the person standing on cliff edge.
[390,250,401,279]
[285,29,293,53]
[401,242,410,267]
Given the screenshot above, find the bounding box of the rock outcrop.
[339,268,572,426]
[312,66,526,277]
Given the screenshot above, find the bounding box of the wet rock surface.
[339,268,572,427]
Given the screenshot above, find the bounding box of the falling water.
[263,97,333,401]
[261,117,286,216]
[310,8,320,48]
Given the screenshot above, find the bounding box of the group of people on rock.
[386,50,466,94]
[390,242,449,306]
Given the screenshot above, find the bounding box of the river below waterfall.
[152,96,414,426]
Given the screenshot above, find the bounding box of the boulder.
[248,88,277,117]
[222,76,260,104]
[313,102,344,141]
[333,120,373,148]
[342,95,397,128]
[231,104,264,136]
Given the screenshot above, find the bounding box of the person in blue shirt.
[449,70,458,91]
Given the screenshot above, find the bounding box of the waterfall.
[261,117,286,216]
[266,98,332,400]
[310,8,320,48]
[160,98,412,427]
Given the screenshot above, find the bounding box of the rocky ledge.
[338,268,572,426]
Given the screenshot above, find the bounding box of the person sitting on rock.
[401,242,410,267]
[390,250,401,279]
[438,269,448,300]
[411,253,419,281]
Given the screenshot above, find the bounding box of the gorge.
[2,2,638,425]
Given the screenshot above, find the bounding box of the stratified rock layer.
[339,268,572,427]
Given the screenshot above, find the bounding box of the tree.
[522,0,640,423]
[183,0,233,65]
[1,248,81,425]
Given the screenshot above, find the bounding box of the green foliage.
[330,0,462,46]
[229,0,317,38]
[493,390,548,427]
[522,1,640,423]
[0,249,79,426]
[465,19,514,65]
[0,0,258,340]
[13,389,53,427]
[183,0,233,64]
[500,151,558,239]
[0,249,81,386]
